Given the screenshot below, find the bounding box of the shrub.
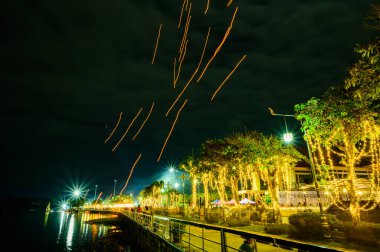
[326,214,343,231]
[342,223,379,247]
[226,216,250,227]
[224,206,252,226]
[288,210,324,239]
[206,209,221,223]
[264,223,289,235]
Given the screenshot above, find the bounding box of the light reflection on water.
[0,209,120,251]
[54,211,117,251]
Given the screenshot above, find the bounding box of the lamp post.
[169,167,175,184]
[113,180,117,196]
[268,108,323,211]
[268,108,330,237]
[94,185,98,201]
[174,182,179,207]
[180,174,186,217]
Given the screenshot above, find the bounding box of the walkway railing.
[118,210,343,252]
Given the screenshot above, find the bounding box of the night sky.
[1,0,379,200]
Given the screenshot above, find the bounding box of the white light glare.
[283,133,293,143]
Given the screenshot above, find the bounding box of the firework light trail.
[151,24,162,64]
[132,102,155,141]
[197,6,239,83]
[112,108,143,152]
[179,4,191,55]
[119,153,142,195]
[174,4,192,88]
[211,54,247,101]
[178,0,187,29]
[227,0,234,7]
[104,112,123,144]
[174,39,189,86]
[205,0,210,14]
[158,99,188,162]
[166,27,211,117]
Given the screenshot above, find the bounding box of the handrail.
[90,209,345,252]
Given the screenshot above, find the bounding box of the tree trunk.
[267,174,281,223]
[192,179,197,208]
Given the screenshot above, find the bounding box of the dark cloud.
[1,0,379,198]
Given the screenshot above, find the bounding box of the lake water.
[0,209,135,251]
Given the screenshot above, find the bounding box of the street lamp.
[268,108,323,209]
[174,182,179,207]
[113,180,117,196]
[268,107,330,237]
[73,190,81,197]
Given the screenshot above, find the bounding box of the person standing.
[239,236,254,252]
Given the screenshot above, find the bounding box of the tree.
[240,132,304,222]
[295,37,380,223]
[179,156,198,208]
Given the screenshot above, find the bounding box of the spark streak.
[166,27,211,117]
[179,5,191,55]
[174,3,192,88]
[197,6,238,83]
[205,0,210,14]
[158,99,188,162]
[173,57,177,86]
[211,54,247,101]
[112,108,143,152]
[178,0,187,29]
[151,24,162,64]
[132,102,155,141]
[104,112,123,144]
[119,153,142,195]
[174,39,188,86]
[227,0,234,7]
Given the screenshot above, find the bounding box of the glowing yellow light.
[227,0,234,7]
[158,99,188,162]
[151,24,162,64]
[211,54,246,101]
[119,153,142,195]
[104,112,123,144]
[112,108,143,152]
[132,102,155,141]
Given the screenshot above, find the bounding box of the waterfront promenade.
[91,208,348,252]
